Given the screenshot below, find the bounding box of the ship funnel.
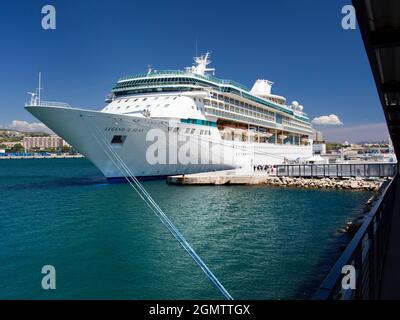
[250,79,274,97]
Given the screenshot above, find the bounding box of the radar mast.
[187,52,215,76]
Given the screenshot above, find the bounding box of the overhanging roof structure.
[353,0,400,159]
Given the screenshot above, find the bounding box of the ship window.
[111,135,127,145]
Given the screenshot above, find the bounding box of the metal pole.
[38,72,42,105]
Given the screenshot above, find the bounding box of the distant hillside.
[0,129,50,138]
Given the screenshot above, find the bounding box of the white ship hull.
[25,106,312,179]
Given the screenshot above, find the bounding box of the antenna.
[37,72,43,105]
[195,38,198,57]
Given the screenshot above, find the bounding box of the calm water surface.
[0,159,372,299]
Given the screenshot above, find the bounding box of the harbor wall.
[167,171,384,191]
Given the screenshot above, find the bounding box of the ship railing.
[276,163,398,178]
[25,100,71,108]
[118,70,250,92]
[312,174,399,299]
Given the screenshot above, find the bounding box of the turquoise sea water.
[0,159,372,299]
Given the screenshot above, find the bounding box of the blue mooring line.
[85,116,233,300]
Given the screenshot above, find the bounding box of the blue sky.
[0,0,388,142]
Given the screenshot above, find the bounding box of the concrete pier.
[167,170,268,185]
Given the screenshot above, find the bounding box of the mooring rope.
[83,114,233,300]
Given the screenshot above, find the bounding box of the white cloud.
[312,114,343,126]
[7,120,53,134]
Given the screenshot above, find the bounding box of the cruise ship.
[25,54,313,179]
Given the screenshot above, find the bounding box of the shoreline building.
[312,128,323,142]
[0,141,22,149]
[22,135,68,150]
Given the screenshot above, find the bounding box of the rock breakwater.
[264,176,382,191]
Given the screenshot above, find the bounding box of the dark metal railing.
[313,174,399,299]
[277,163,398,178]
